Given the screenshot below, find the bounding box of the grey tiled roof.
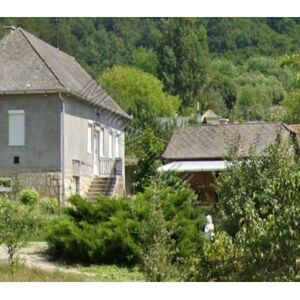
[162,123,293,160]
[0,28,130,119]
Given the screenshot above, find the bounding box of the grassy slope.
[0,262,144,282]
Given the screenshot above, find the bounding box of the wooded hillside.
[1,17,300,123]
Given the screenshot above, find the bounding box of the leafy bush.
[0,178,11,188]
[19,188,39,206]
[141,198,179,281]
[0,198,39,267]
[179,231,244,282]
[214,139,300,281]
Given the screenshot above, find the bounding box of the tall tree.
[100,66,180,130]
[157,18,209,109]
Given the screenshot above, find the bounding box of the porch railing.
[99,158,122,177]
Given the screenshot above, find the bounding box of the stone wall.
[4,171,125,204]
[17,171,62,200]
[64,172,94,199]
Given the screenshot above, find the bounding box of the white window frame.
[94,125,100,156]
[115,131,121,158]
[87,121,93,154]
[108,130,113,159]
[8,110,25,146]
[100,127,104,157]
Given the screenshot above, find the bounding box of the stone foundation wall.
[64,173,94,199]
[3,171,125,203]
[17,172,62,200]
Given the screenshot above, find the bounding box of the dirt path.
[0,242,93,277]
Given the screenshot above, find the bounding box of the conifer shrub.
[46,176,211,269]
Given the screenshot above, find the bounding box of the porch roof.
[157,160,231,173]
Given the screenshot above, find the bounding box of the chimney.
[3,26,16,36]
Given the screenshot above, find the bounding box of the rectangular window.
[100,128,104,157]
[8,110,25,146]
[87,122,93,153]
[108,130,113,158]
[115,131,121,158]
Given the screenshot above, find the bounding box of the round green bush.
[19,188,39,206]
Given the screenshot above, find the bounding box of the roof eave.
[62,90,132,121]
[0,88,67,95]
[162,156,228,161]
[0,88,131,121]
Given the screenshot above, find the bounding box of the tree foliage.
[158,18,209,108]
[2,17,300,122]
[283,90,300,124]
[100,66,180,125]
[214,140,300,280]
[131,129,166,192]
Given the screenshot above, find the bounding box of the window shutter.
[8,110,25,146]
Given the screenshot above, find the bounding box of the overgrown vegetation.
[177,139,300,282]
[0,198,39,268]
[46,174,212,277]
[45,140,300,281]
[214,139,300,281]
[0,186,61,271]
[19,188,39,206]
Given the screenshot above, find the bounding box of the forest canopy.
[1,17,300,122]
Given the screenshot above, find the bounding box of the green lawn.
[76,265,145,282]
[0,262,83,282]
[0,261,145,282]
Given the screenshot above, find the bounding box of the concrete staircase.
[87,177,116,201]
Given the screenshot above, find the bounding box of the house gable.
[0,27,130,120]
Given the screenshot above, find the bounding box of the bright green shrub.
[179,231,243,282]
[46,176,211,269]
[19,188,39,206]
[46,195,144,266]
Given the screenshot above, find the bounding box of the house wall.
[0,94,62,172]
[62,94,126,198]
[0,94,63,199]
[0,93,127,200]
